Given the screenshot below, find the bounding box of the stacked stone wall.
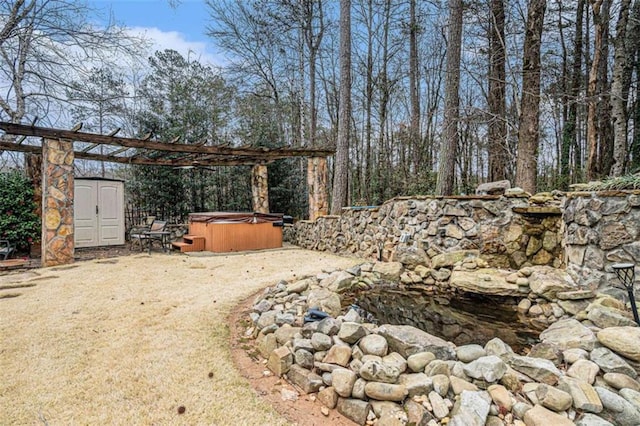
[564,190,640,291]
[287,195,564,269]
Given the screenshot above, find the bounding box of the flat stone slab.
[449,268,520,296]
[556,289,596,300]
[539,318,597,351]
[377,324,456,360]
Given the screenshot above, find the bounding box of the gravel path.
[0,248,359,425]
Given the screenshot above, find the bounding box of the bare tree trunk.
[586,0,608,180]
[363,0,374,203]
[436,0,463,196]
[331,0,351,214]
[409,0,421,172]
[597,4,612,176]
[298,24,306,147]
[629,2,640,171]
[515,0,546,194]
[303,0,324,147]
[488,0,507,182]
[611,0,632,176]
[561,0,585,189]
[375,0,391,204]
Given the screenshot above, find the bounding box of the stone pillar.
[41,138,74,267]
[251,164,269,213]
[307,157,328,221]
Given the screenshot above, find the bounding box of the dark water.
[349,287,540,351]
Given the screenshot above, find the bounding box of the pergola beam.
[0,122,334,159]
[0,140,275,166]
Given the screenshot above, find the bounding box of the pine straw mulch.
[0,247,360,425]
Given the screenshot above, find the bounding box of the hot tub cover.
[188,212,283,224]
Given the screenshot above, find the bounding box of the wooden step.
[171,235,205,252]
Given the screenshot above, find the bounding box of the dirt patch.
[0,248,360,425]
[229,293,357,426]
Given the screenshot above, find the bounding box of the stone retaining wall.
[287,195,564,270]
[564,190,640,291]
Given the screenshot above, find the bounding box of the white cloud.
[126,26,227,68]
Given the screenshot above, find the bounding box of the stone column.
[307,157,328,221]
[251,164,269,213]
[41,138,74,267]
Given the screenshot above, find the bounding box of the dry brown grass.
[0,248,360,425]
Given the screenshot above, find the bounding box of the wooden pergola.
[0,122,332,266]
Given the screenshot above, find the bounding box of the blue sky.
[89,0,224,66]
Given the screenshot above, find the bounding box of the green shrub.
[0,170,40,253]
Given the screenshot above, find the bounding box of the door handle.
[96,205,99,215]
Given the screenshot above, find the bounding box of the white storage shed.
[74,178,125,247]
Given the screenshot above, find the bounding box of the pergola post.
[25,153,43,257]
[41,138,75,267]
[251,164,269,213]
[307,157,328,221]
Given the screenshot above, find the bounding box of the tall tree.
[610,0,632,176]
[0,0,141,125]
[331,0,351,213]
[586,0,610,180]
[67,67,129,177]
[515,0,546,194]
[487,0,507,182]
[300,0,325,147]
[560,0,585,189]
[629,1,640,171]
[436,0,463,195]
[129,50,235,220]
[409,0,421,171]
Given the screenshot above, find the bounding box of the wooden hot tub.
[187,212,284,253]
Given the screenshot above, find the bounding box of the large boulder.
[372,261,404,281]
[287,277,315,294]
[338,322,367,344]
[332,367,357,397]
[588,306,637,328]
[320,270,355,293]
[359,334,388,356]
[597,327,640,362]
[528,266,577,300]
[590,347,638,378]
[476,180,511,196]
[377,324,456,360]
[307,288,341,317]
[337,398,371,425]
[392,246,430,268]
[539,319,598,351]
[508,355,562,385]
[449,268,520,296]
[463,356,507,383]
[364,382,408,402]
[431,250,479,269]
[558,376,603,413]
[523,404,574,426]
[449,390,491,426]
[595,386,640,426]
[359,360,401,384]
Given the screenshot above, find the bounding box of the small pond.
[347,287,542,353]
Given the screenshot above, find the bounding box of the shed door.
[97,182,124,245]
[74,180,125,248]
[75,180,99,247]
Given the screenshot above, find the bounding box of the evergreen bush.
[0,171,40,253]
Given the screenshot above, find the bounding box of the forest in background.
[0,0,639,220]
